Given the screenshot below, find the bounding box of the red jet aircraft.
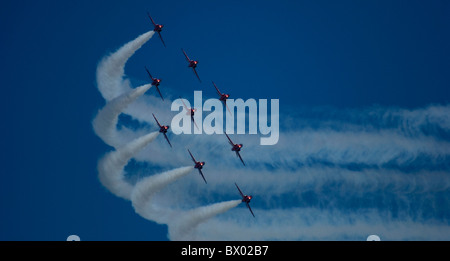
[235,183,255,217]
[147,12,166,47]
[180,97,199,130]
[225,132,245,166]
[152,113,171,148]
[188,149,207,184]
[145,66,164,101]
[181,48,201,82]
[212,81,232,115]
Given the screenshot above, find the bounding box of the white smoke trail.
[93,29,450,240]
[96,31,154,101]
[93,84,152,148]
[131,166,194,223]
[168,200,242,241]
[195,208,450,241]
[122,101,450,170]
[130,166,242,239]
[94,30,241,241]
[97,131,159,200]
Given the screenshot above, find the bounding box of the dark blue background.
[0,0,448,240]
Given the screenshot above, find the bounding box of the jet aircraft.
[224,132,245,166]
[147,12,166,47]
[145,67,164,100]
[181,48,201,82]
[152,113,172,148]
[188,149,207,184]
[235,183,255,217]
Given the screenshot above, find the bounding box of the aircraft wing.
[192,116,199,131]
[236,151,246,166]
[147,12,157,26]
[224,132,234,146]
[224,99,232,115]
[145,66,153,80]
[180,97,189,111]
[192,68,201,83]
[246,202,255,218]
[181,48,190,62]
[157,32,166,47]
[163,133,172,148]
[212,81,222,96]
[155,85,164,101]
[198,169,207,184]
[188,149,196,163]
[152,113,162,128]
[235,183,245,198]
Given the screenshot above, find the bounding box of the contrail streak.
[96,31,154,101]
[131,166,194,223]
[94,30,241,241]
[97,131,159,200]
[130,166,241,240]
[93,28,450,241]
[93,84,152,148]
[168,199,242,241]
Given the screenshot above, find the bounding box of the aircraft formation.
[146,13,255,217]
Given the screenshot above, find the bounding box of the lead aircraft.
[147,12,166,47]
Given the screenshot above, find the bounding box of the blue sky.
[0,0,449,240]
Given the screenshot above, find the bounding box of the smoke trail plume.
[96,31,154,101]
[93,84,152,148]
[169,200,242,241]
[97,131,159,200]
[130,166,241,239]
[93,30,240,241]
[93,29,450,240]
[131,166,194,223]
